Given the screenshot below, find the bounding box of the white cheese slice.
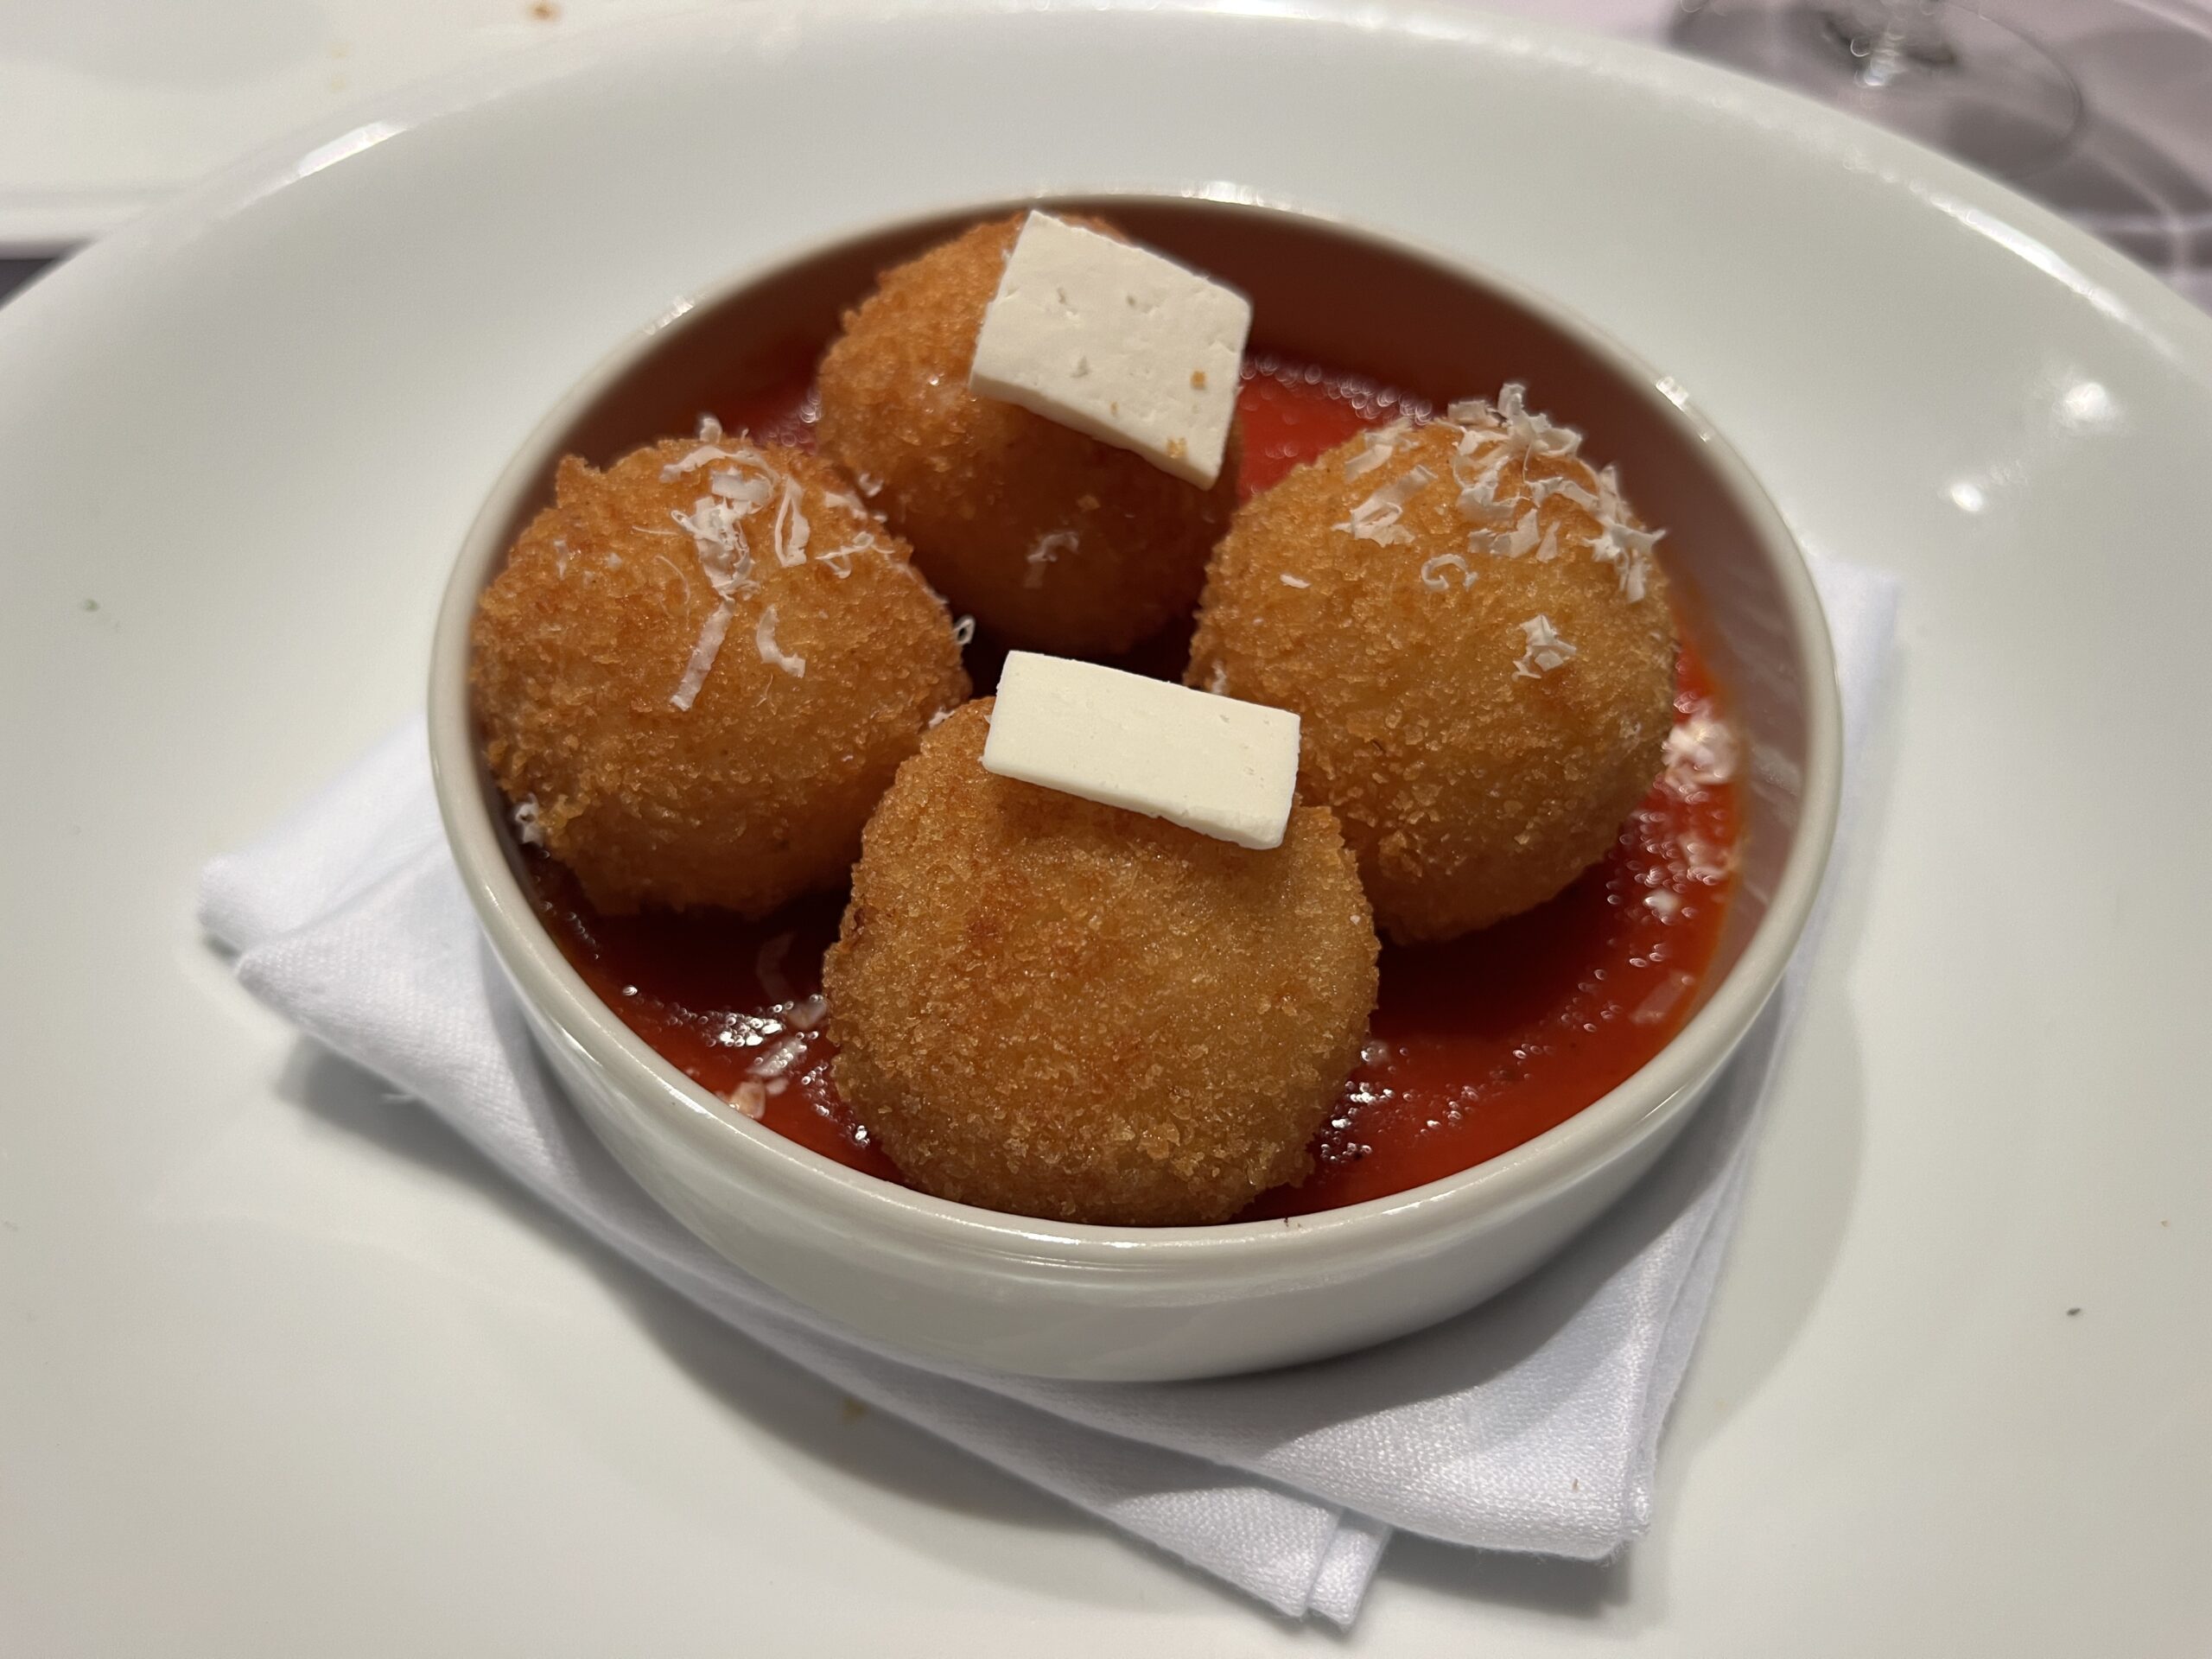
[981,652,1299,850]
[967,211,1251,488]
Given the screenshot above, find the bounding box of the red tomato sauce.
[522,355,1740,1217]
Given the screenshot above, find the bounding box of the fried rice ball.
[1187,407,1677,944]
[823,702,1378,1226]
[816,214,1242,657]
[471,435,969,916]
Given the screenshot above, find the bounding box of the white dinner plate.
[3,3,2208,1652]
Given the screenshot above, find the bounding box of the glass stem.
[1861,8,1915,86]
[1819,0,1958,84]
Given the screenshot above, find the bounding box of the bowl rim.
[428,188,1842,1267]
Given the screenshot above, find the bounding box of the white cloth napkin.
[200,554,1895,1626]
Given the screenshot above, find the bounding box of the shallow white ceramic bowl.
[428,196,1840,1382]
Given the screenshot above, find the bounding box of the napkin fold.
[200,555,1895,1625]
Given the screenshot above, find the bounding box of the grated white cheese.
[666,496,754,709]
[1024,529,1079,589]
[1663,711,1739,788]
[664,442,769,485]
[754,605,805,677]
[670,601,734,710]
[709,462,778,513]
[1681,833,1736,884]
[671,496,754,595]
[1594,464,1625,520]
[812,526,880,580]
[1444,387,1666,604]
[1336,464,1435,546]
[697,414,723,442]
[1451,443,1515,525]
[770,478,810,567]
[1513,613,1577,678]
[1449,385,1581,542]
[1508,506,1544,557]
[729,1081,768,1119]
[662,444,725,480]
[512,797,545,847]
[1446,395,1504,432]
[1204,661,1230,696]
[749,1032,810,1080]
[1591,519,1662,601]
[856,471,884,498]
[1555,479,1604,517]
[785,993,829,1031]
[1470,505,1544,561]
[666,449,804,707]
[1280,572,1310,588]
[1497,382,1582,460]
[1420,552,1477,592]
[1558,458,1619,508]
[1342,416,1410,480]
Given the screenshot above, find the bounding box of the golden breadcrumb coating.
[471,437,969,916]
[823,702,1378,1226]
[1187,417,1676,943]
[816,214,1241,657]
